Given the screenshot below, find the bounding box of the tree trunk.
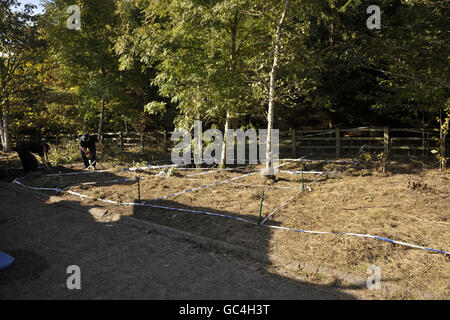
[1,85,12,152]
[98,66,107,141]
[266,0,289,176]
[2,114,11,152]
[221,12,239,167]
[0,114,5,150]
[98,98,104,141]
[220,112,231,167]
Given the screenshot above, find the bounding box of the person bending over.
[79,134,104,170]
[16,141,51,175]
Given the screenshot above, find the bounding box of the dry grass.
[11,160,450,299]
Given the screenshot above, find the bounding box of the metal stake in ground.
[137,177,141,202]
[257,191,265,226]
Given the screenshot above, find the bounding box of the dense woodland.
[1,0,449,154]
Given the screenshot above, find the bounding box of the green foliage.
[1,0,448,147]
[144,101,167,115]
[48,140,80,165]
[0,0,46,150]
[116,0,264,129]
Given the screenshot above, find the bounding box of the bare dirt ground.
[1,152,449,299]
[0,183,363,300]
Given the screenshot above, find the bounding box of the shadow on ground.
[0,166,362,299]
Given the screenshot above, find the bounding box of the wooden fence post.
[421,128,425,157]
[384,127,390,154]
[119,132,124,152]
[140,133,144,153]
[291,129,296,158]
[335,127,341,158]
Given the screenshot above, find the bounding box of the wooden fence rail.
[283,127,446,159]
[7,127,448,160]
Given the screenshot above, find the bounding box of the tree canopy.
[0,0,448,153]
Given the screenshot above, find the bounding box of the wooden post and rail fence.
[6,127,448,161]
[285,127,446,160]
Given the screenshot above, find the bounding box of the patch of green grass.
[315,272,327,281]
[48,140,80,166]
[48,141,171,167]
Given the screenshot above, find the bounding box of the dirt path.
[0,185,359,300]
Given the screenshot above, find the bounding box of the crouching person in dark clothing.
[16,141,51,175]
[79,134,104,170]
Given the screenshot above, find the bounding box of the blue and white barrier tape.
[122,201,256,225]
[261,172,326,225]
[260,191,303,225]
[151,159,299,201]
[125,165,234,172]
[12,178,62,193]
[66,190,92,199]
[12,162,448,255]
[152,170,263,201]
[66,190,120,205]
[279,170,333,175]
[12,176,143,193]
[262,224,450,255]
[65,187,254,224]
[227,182,292,190]
[186,170,223,177]
[280,159,358,165]
[164,167,245,172]
[184,168,246,177]
[125,164,182,171]
[72,177,144,187]
[65,187,450,255]
[45,170,109,177]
